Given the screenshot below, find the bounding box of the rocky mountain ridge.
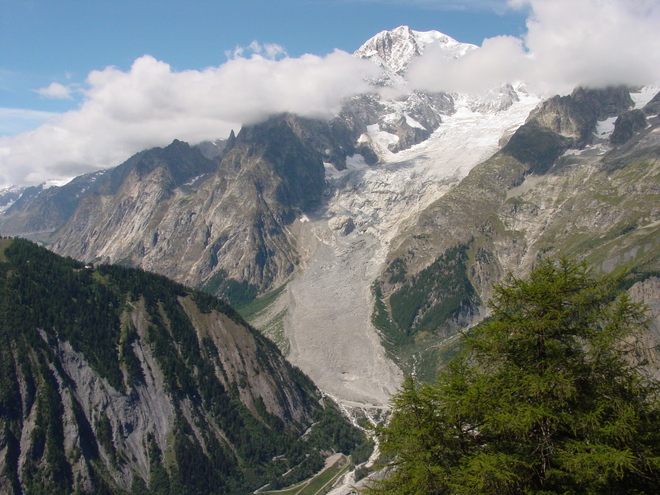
[47,115,327,298]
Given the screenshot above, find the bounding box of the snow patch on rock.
[632,85,660,109]
[596,116,618,139]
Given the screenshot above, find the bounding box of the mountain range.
[1,26,659,413]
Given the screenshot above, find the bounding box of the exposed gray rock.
[528,86,633,147]
[49,115,326,296]
[642,90,660,117]
[610,109,648,145]
[328,215,355,235]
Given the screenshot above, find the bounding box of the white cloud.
[519,0,660,92]
[408,0,660,95]
[35,82,75,99]
[0,51,379,187]
[408,35,527,93]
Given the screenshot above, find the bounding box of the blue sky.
[1,0,527,126]
[1,0,659,187]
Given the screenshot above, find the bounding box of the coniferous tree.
[371,259,660,494]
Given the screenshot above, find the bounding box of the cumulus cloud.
[408,0,660,95]
[408,35,526,93]
[35,82,75,99]
[0,51,379,187]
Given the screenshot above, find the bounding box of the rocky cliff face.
[527,86,634,147]
[0,239,365,494]
[46,116,326,303]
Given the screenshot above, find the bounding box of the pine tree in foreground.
[369,259,660,495]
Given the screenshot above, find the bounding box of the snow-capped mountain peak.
[0,185,26,213]
[354,25,476,74]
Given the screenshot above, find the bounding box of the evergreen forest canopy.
[370,259,660,495]
[0,237,370,495]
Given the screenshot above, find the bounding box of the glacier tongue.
[279,89,541,406]
[286,223,401,406]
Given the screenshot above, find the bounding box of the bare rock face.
[328,215,355,235]
[629,277,660,376]
[380,114,432,152]
[643,91,660,117]
[49,115,326,301]
[528,86,633,147]
[610,109,648,145]
[338,89,454,156]
[466,83,521,113]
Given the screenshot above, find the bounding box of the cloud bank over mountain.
[0,52,378,186]
[408,0,660,94]
[1,0,658,187]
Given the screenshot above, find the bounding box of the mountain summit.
[354,25,475,74]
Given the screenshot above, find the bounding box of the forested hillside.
[0,238,369,494]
